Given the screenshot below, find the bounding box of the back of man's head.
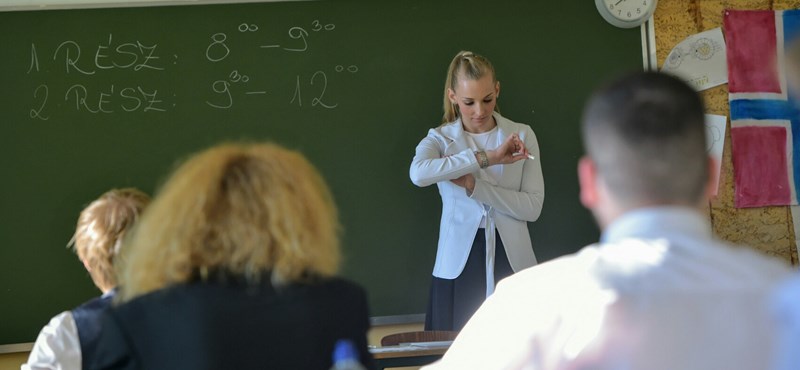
[582,71,707,208]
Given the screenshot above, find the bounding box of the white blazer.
[410,112,544,279]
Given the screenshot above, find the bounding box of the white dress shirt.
[465,126,502,295]
[423,207,793,370]
[770,275,800,370]
[22,311,81,370]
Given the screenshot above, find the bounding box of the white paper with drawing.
[662,28,727,91]
[705,114,726,196]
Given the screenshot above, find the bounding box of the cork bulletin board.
[654,0,799,265]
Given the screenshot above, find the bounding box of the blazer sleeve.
[469,127,544,222]
[409,131,481,187]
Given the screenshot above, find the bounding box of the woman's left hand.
[451,173,476,194]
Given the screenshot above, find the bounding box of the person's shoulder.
[25,311,81,370]
[497,245,602,292]
[72,293,112,313]
[111,284,189,318]
[429,121,460,138]
[300,277,370,318]
[599,236,793,289]
[29,311,78,351]
[43,310,76,332]
[495,113,530,128]
[495,113,536,137]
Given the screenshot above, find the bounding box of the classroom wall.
[655,0,800,266]
[0,0,641,344]
[4,1,794,368]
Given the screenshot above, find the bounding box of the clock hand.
[615,0,624,5]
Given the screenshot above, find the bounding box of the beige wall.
[0,352,26,370]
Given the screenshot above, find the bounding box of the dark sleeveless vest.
[71,289,115,368]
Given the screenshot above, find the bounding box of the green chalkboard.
[0,0,641,345]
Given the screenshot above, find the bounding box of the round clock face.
[596,0,657,28]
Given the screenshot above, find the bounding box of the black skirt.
[424,228,514,331]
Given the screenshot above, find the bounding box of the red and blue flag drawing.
[726,9,800,207]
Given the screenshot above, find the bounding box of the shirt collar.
[600,206,712,244]
[101,287,118,299]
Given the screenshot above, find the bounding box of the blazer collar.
[440,112,509,142]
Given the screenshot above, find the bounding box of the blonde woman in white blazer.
[410,51,544,331]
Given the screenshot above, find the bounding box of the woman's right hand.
[486,134,529,166]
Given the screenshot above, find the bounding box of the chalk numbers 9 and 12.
[204,20,358,110]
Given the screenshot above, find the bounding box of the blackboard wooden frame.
[0,0,299,12]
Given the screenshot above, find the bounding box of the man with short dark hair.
[423,72,793,370]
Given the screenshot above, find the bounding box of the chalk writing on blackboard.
[290,72,340,108]
[287,67,357,109]
[65,84,167,113]
[256,20,335,51]
[205,33,231,62]
[29,84,49,120]
[204,20,356,111]
[26,35,171,118]
[207,21,336,58]
[26,20,358,120]
[239,23,258,32]
[206,70,267,109]
[32,37,167,74]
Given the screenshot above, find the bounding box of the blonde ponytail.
[441,51,498,124]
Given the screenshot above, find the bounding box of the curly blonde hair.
[70,188,150,292]
[118,142,341,302]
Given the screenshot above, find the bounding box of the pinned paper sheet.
[662,28,727,91]
[705,114,726,196]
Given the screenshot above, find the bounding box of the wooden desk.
[370,345,449,369]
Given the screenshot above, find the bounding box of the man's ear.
[578,156,599,210]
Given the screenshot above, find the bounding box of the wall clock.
[595,0,658,28]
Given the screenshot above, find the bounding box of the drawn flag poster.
[726,9,800,208]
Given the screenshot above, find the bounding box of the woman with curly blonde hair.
[90,142,373,370]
